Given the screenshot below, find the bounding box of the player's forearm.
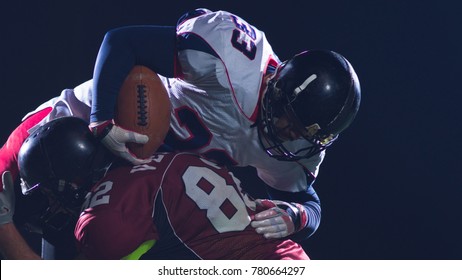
[289,200,321,241]
[0,223,41,259]
[91,25,176,123]
[266,184,322,241]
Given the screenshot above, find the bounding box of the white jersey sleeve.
[177,10,279,121]
[22,80,92,134]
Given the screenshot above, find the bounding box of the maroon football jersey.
[75,152,309,260]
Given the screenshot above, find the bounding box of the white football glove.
[91,120,150,165]
[251,199,308,239]
[0,171,15,225]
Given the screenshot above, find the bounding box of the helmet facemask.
[20,176,91,233]
[258,75,337,161]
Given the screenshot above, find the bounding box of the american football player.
[17,117,309,259]
[89,8,361,241]
[0,81,94,259]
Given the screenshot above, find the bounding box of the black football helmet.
[259,50,361,161]
[18,116,113,234]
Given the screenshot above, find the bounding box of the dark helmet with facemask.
[259,50,361,161]
[18,116,113,241]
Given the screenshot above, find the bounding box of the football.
[115,65,171,159]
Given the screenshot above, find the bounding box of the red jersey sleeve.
[0,107,52,188]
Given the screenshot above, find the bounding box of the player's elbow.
[102,27,130,47]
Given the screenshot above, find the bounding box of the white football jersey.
[165,10,325,192]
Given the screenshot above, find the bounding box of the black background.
[1,1,461,259]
